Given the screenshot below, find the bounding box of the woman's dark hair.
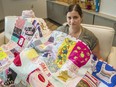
[66,4,83,18]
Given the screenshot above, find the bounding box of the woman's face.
[66,10,82,29]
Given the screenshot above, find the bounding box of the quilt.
[0,17,116,87]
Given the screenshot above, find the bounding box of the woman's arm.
[92,40,104,61]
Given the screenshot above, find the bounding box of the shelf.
[49,0,116,22]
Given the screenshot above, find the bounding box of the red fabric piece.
[14,52,19,57]
[13,54,22,66]
[17,35,25,47]
[26,68,40,83]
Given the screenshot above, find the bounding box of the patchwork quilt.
[0,17,116,87]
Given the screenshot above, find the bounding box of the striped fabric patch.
[76,72,100,87]
[32,20,43,37]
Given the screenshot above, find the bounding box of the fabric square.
[92,60,116,87]
[15,17,25,29]
[0,48,8,60]
[11,22,23,43]
[32,39,42,47]
[55,38,76,68]
[27,68,54,87]
[13,54,22,66]
[10,48,20,57]
[11,35,19,43]
[32,20,43,37]
[4,68,17,86]
[24,26,35,36]
[76,72,100,87]
[25,48,39,60]
[56,60,79,83]
[48,36,54,43]
[69,40,91,68]
[41,51,60,73]
[17,35,25,47]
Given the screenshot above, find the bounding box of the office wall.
[1,0,47,18]
[0,0,4,20]
[100,0,116,17]
[1,0,116,19]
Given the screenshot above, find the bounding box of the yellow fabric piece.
[55,38,76,68]
[66,38,76,59]
[39,44,46,49]
[25,48,39,60]
[0,47,8,60]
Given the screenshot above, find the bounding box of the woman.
[57,4,103,60]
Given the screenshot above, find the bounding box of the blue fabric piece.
[92,60,116,87]
[11,36,19,43]
[0,71,7,81]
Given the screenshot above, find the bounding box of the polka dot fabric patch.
[69,40,92,68]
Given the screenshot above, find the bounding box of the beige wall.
[0,0,4,20]
[1,0,47,18]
